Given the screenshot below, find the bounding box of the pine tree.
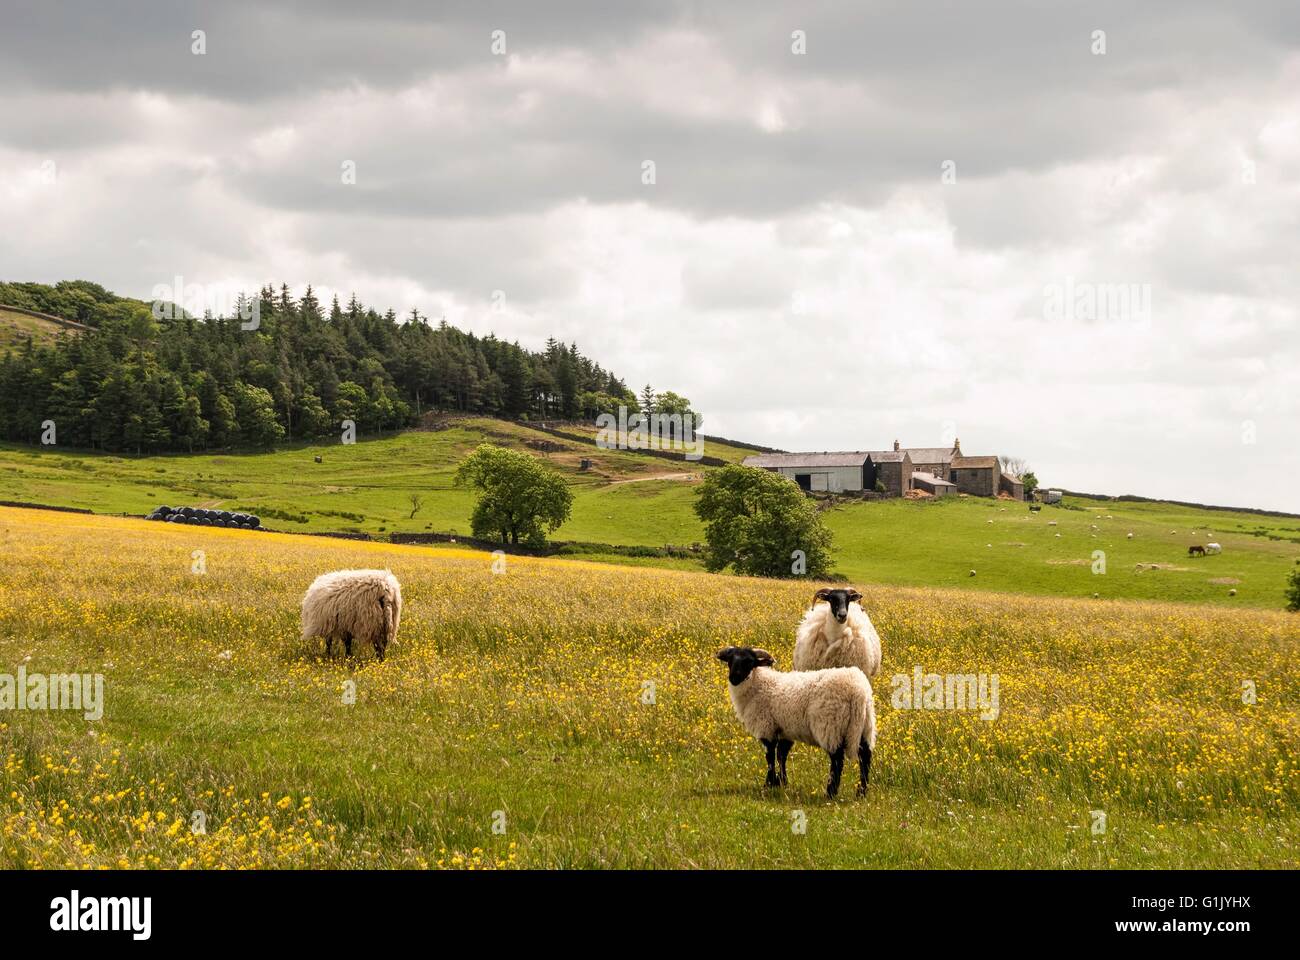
[0,280,685,452]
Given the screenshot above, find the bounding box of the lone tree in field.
[694,465,834,578]
[407,493,425,519]
[453,444,574,546]
[1286,563,1300,612]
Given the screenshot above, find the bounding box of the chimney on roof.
[893,439,900,451]
[953,437,961,452]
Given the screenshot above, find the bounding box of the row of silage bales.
[146,505,264,530]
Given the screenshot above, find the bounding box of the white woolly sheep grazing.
[717,646,876,798]
[301,569,402,660]
[793,588,882,678]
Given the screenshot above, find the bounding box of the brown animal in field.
[1188,545,1206,557]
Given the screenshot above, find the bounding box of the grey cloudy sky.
[1,1,1297,509]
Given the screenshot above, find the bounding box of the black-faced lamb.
[717,646,876,799]
[301,569,402,660]
[793,588,881,678]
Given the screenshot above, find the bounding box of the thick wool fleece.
[793,602,882,677]
[728,666,877,754]
[300,569,403,655]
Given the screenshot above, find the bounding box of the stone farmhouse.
[742,439,1024,500]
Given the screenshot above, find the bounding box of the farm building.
[865,450,912,496]
[950,455,1000,497]
[896,441,958,478]
[739,451,870,493]
[910,471,956,497]
[743,438,1022,500]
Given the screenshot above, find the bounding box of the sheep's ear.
[752,649,775,667]
[812,588,831,606]
[716,647,736,663]
[847,589,863,604]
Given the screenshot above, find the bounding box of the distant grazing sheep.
[717,646,876,798]
[794,588,881,678]
[1206,543,1222,555]
[301,569,402,660]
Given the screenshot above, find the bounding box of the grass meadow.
[0,308,79,351]
[1,507,1296,868]
[2,422,1298,610]
[824,495,1300,608]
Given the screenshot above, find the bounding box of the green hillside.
[0,306,81,349]
[823,496,1300,609]
[0,420,1297,609]
[0,417,710,541]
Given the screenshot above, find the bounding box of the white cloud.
[0,2,1297,509]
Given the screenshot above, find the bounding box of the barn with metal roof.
[740,451,871,492]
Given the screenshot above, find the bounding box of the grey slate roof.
[866,450,908,463]
[902,447,957,464]
[951,455,999,469]
[742,452,870,469]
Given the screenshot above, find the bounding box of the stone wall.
[953,467,998,497]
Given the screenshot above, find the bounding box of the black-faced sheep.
[793,588,882,678]
[301,569,402,660]
[717,646,876,799]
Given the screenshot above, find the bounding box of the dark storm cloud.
[2,0,1297,220]
[0,0,665,100]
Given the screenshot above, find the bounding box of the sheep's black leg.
[826,746,845,798]
[761,738,779,787]
[322,635,332,658]
[343,633,353,657]
[776,739,793,786]
[856,739,873,797]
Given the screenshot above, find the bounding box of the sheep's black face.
[813,588,863,624]
[716,646,775,685]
